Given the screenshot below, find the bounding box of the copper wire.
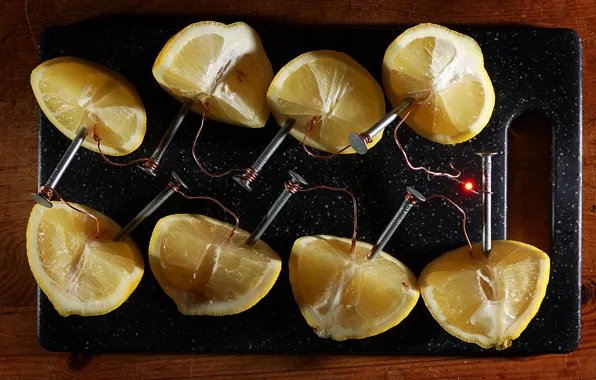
[423,194,473,255]
[37,185,54,201]
[168,182,240,243]
[360,133,373,144]
[393,105,463,181]
[405,190,424,205]
[41,186,104,239]
[301,116,351,159]
[140,160,159,172]
[296,185,359,255]
[92,131,155,168]
[240,167,259,183]
[192,103,249,178]
[284,180,302,194]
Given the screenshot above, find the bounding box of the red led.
[464,181,474,191]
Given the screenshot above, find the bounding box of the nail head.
[171,172,189,190]
[30,193,54,208]
[138,165,158,177]
[405,186,426,202]
[289,170,308,186]
[233,176,253,192]
[348,133,369,155]
[475,152,497,157]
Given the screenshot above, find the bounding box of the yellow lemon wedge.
[26,202,144,316]
[419,240,550,350]
[153,21,273,128]
[267,50,386,153]
[148,214,281,315]
[289,235,419,340]
[31,57,146,156]
[383,23,495,144]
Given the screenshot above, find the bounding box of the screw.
[234,118,296,191]
[245,170,308,245]
[113,171,188,241]
[348,98,413,155]
[367,186,425,260]
[139,101,192,177]
[30,126,89,208]
[477,152,496,257]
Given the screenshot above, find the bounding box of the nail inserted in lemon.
[289,235,419,340]
[31,57,147,156]
[148,214,281,316]
[383,23,495,144]
[153,21,274,128]
[268,51,386,153]
[419,240,550,350]
[26,202,144,316]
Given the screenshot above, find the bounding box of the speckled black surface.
[36,17,582,354]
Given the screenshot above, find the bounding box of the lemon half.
[149,214,281,316]
[419,240,550,350]
[268,51,386,153]
[289,235,419,340]
[153,21,273,128]
[26,202,144,316]
[31,57,146,156]
[383,23,495,144]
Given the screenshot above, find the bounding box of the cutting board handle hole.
[507,111,551,252]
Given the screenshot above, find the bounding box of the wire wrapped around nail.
[284,180,302,194]
[240,167,259,183]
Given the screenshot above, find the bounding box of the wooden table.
[1,0,594,378]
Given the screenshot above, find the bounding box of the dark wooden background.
[1,0,594,378]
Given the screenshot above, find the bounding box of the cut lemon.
[267,51,386,153]
[419,240,550,350]
[26,202,144,316]
[148,214,281,315]
[383,23,495,144]
[31,57,146,156]
[289,235,419,340]
[153,21,273,128]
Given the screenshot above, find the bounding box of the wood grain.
[1,0,595,378]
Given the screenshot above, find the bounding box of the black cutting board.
[35,17,582,354]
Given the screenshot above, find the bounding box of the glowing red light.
[464,181,474,191]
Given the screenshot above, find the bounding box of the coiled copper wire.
[284,180,302,194]
[240,167,259,183]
